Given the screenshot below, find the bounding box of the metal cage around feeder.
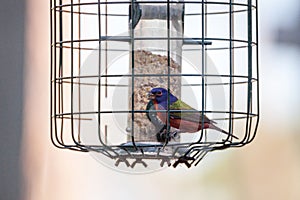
[50,0,259,171]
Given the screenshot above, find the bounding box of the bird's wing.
[169,99,215,124]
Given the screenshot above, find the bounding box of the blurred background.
[1,0,300,199]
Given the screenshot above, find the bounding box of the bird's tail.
[209,124,239,139]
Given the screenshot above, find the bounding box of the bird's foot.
[168,131,179,141]
[156,130,179,143]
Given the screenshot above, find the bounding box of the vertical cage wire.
[50,0,259,169]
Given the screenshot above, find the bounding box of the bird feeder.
[51,0,259,172]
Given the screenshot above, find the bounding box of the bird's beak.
[147,92,156,100]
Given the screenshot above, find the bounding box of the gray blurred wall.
[0,0,25,199]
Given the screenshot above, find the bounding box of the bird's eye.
[156,91,162,96]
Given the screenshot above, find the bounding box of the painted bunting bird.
[147,87,238,140]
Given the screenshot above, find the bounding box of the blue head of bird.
[148,88,178,108]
